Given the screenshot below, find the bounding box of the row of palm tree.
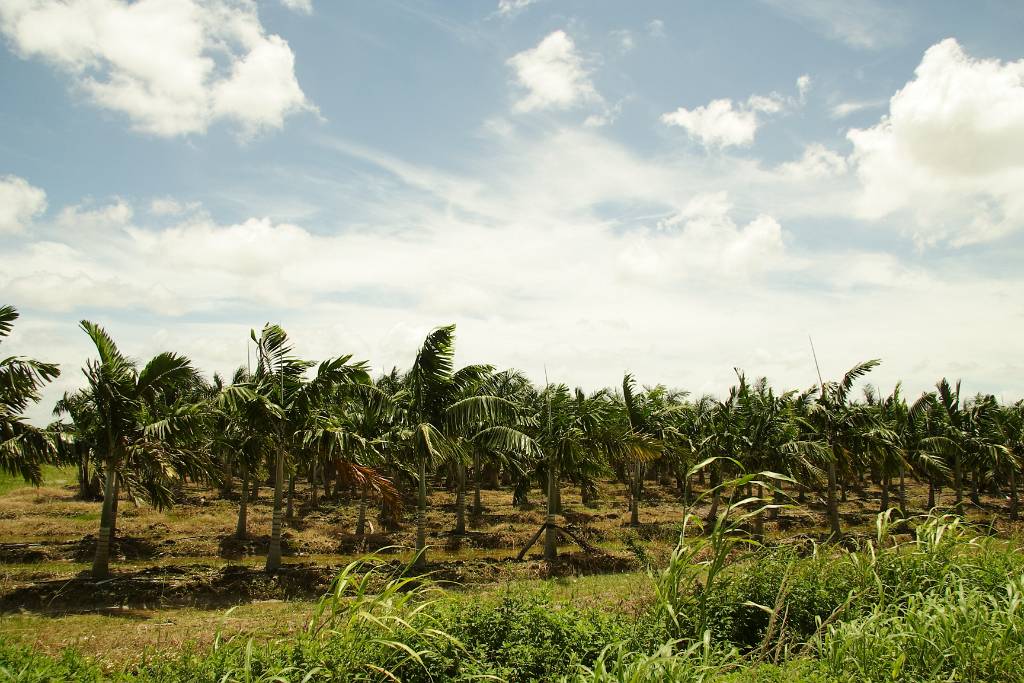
[3,305,1023,579]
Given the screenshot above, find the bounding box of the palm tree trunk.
[880,475,889,513]
[265,447,285,574]
[236,460,250,539]
[826,457,841,540]
[472,452,482,516]
[92,460,117,579]
[414,456,428,570]
[285,473,295,521]
[898,466,907,518]
[544,460,558,561]
[953,453,964,514]
[1009,468,1018,522]
[970,467,981,505]
[78,454,90,500]
[455,460,466,535]
[356,485,368,535]
[310,461,318,509]
[323,461,332,500]
[629,462,641,527]
[553,472,562,514]
[109,479,119,543]
[928,478,936,509]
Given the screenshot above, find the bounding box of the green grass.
[3,513,1023,682]
[0,465,76,496]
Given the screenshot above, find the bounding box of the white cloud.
[507,30,599,113]
[7,121,1024,422]
[647,19,665,38]
[758,0,907,50]
[0,0,314,137]
[149,197,200,216]
[830,99,886,119]
[797,74,812,102]
[777,144,848,179]
[496,0,537,18]
[279,0,312,14]
[661,98,760,148]
[661,86,802,148]
[848,39,1024,245]
[0,175,46,233]
[619,192,785,281]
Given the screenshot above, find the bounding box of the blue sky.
[2,0,1024,420]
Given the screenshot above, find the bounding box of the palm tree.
[248,324,370,573]
[404,325,531,568]
[933,379,970,514]
[76,321,206,578]
[0,305,60,484]
[300,377,404,536]
[52,389,101,500]
[208,367,270,540]
[998,401,1024,520]
[620,374,669,526]
[803,359,880,540]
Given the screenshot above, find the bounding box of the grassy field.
[2,470,1023,681]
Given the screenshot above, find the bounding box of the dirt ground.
[2,470,1021,662]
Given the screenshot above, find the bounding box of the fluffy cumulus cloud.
[661,92,789,148]
[619,192,785,282]
[507,30,599,113]
[848,39,1024,245]
[0,0,314,137]
[0,174,46,233]
[777,144,848,179]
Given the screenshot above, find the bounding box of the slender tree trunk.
[544,460,558,561]
[455,460,466,535]
[265,447,285,574]
[219,453,232,496]
[250,474,259,502]
[285,473,296,522]
[826,456,842,540]
[78,455,90,500]
[970,467,981,505]
[880,475,890,513]
[953,453,964,514]
[92,460,117,579]
[236,460,250,540]
[356,485,368,535]
[553,474,562,514]
[323,461,332,500]
[928,478,936,509]
[1009,468,1018,522]
[109,479,119,543]
[472,452,483,516]
[629,462,641,527]
[310,462,318,509]
[898,466,907,518]
[414,456,428,570]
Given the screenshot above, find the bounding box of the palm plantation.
[5,303,1024,580]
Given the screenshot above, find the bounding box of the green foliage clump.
[438,589,640,682]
